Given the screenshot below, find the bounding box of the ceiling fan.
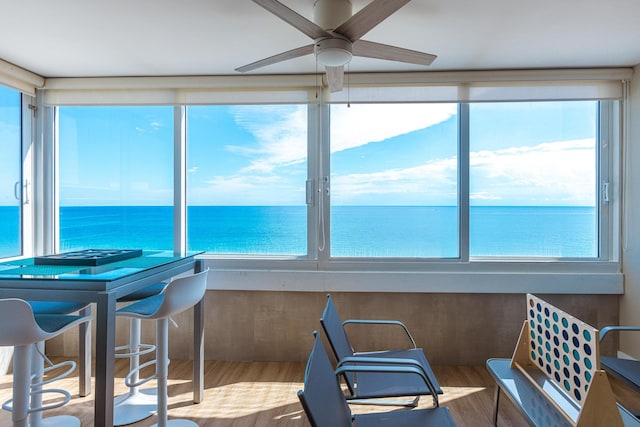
[235,0,437,92]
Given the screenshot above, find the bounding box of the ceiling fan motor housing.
[315,37,353,66]
[313,0,352,30]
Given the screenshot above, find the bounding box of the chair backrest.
[0,298,72,346]
[152,269,209,319]
[297,331,353,427]
[319,294,357,394]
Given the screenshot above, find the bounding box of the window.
[57,106,174,251]
[0,86,22,258]
[186,105,308,255]
[328,101,609,260]
[329,103,459,257]
[469,101,598,258]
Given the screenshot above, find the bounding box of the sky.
[0,82,598,207]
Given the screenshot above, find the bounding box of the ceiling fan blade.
[252,0,331,40]
[235,44,314,72]
[325,66,345,93]
[334,0,411,41]
[352,40,437,66]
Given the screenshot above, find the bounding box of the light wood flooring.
[0,358,637,426]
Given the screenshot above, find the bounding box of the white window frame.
[26,70,628,293]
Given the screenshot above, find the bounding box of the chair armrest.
[600,326,640,341]
[335,363,439,407]
[343,319,417,349]
[338,355,426,372]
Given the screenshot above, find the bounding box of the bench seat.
[487,358,640,427]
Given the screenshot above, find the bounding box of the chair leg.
[12,344,31,427]
[114,318,157,426]
[151,318,197,427]
[29,341,81,427]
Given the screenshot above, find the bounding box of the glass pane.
[0,86,21,258]
[330,103,459,257]
[469,101,598,257]
[58,106,174,251]
[186,105,308,255]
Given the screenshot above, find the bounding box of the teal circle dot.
[562,318,569,328]
[563,342,569,353]
[584,358,593,370]
[585,371,592,383]
[573,349,580,362]
[554,360,561,370]
[545,319,550,328]
[546,353,551,363]
[553,312,559,322]
[563,355,570,366]
[530,330,535,339]
[545,342,551,351]
[564,380,571,391]
[553,324,559,334]
[583,330,591,342]
[531,351,537,360]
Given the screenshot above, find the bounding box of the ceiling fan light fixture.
[315,38,353,67]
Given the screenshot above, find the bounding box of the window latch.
[602,181,610,204]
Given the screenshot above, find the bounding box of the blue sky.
[1,88,597,207]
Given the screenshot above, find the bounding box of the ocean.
[0,205,597,258]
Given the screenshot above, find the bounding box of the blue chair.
[0,298,91,427]
[320,294,442,406]
[600,326,640,395]
[116,269,208,427]
[298,331,456,427]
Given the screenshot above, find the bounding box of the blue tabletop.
[0,250,202,282]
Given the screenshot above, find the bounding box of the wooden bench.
[486,294,640,427]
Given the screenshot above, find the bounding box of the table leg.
[94,294,117,427]
[79,304,92,397]
[194,259,205,403]
[194,297,205,403]
[493,385,501,426]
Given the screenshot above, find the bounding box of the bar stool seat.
[113,282,169,426]
[116,270,208,427]
[0,298,91,427]
[28,301,92,399]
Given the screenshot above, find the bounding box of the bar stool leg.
[114,318,157,426]
[29,342,81,427]
[152,318,196,427]
[12,344,31,427]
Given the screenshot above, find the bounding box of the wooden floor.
[2,358,637,426]
[0,357,537,427]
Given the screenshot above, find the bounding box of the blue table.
[0,250,204,427]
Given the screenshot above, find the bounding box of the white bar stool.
[113,282,168,426]
[0,298,92,427]
[116,269,208,427]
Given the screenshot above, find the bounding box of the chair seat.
[34,314,90,334]
[350,348,443,398]
[601,356,640,392]
[29,301,89,315]
[118,282,168,302]
[117,293,166,318]
[355,406,456,427]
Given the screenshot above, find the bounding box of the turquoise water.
[0,205,597,258]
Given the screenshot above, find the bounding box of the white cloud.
[228,104,457,173]
[470,138,596,205]
[330,104,457,152]
[331,138,596,206]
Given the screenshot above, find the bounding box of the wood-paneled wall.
[46,291,620,366]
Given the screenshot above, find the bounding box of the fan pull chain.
[347,63,351,108]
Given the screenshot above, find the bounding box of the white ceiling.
[1,0,639,79]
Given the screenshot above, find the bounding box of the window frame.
[19,72,626,293]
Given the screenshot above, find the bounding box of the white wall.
[620,66,640,358]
